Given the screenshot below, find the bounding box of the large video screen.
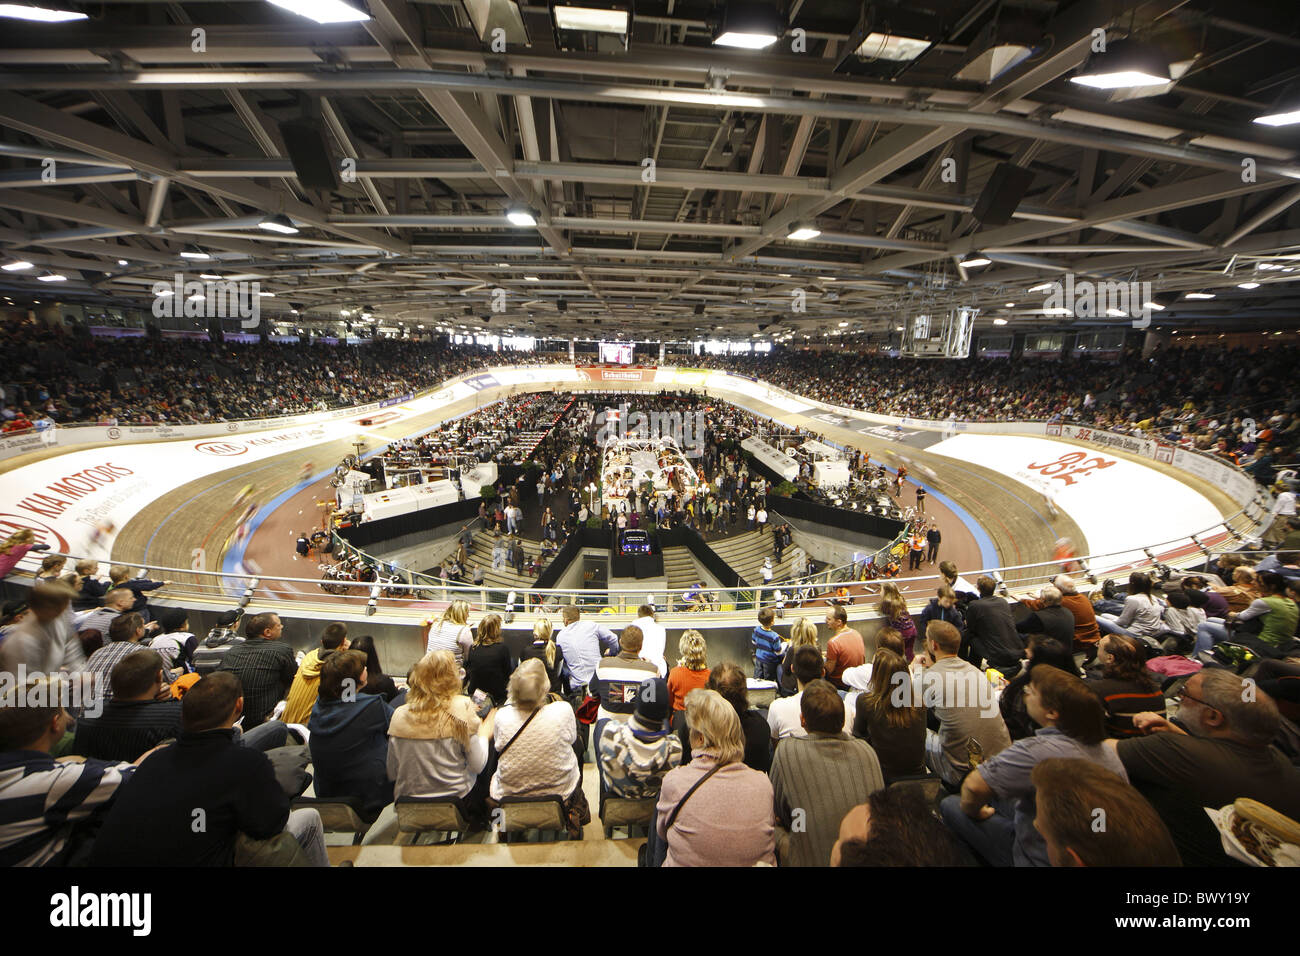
[599,341,634,364]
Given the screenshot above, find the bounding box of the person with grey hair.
[1107,668,1300,865]
[489,658,589,838]
[651,688,775,867]
[1021,574,1100,659]
[1015,584,1077,652]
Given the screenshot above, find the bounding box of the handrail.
[13,501,1269,619]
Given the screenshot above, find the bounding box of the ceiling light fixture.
[37,273,66,282]
[1184,292,1215,300]
[1070,37,1171,90]
[1254,106,1300,128]
[787,224,821,241]
[713,0,783,50]
[116,259,128,267]
[179,250,210,260]
[960,256,991,268]
[506,207,538,227]
[993,317,1008,326]
[2,260,33,272]
[265,0,369,24]
[1238,281,1260,290]
[258,213,299,235]
[0,3,87,21]
[461,0,530,46]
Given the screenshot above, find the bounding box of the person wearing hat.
[193,608,246,677]
[596,676,683,807]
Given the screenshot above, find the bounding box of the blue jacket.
[308,693,395,816]
[752,625,784,662]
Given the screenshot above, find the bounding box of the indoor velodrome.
[1,0,1299,896]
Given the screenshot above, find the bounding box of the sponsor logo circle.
[0,513,70,554]
[195,440,247,457]
[107,427,121,440]
[227,423,238,432]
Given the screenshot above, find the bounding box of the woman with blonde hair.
[520,616,563,693]
[667,630,710,729]
[851,648,926,783]
[778,617,819,697]
[362,649,496,842]
[490,658,589,838]
[1212,566,1262,615]
[877,582,918,662]
[651,688,775,867]
[424,598,473,664]
[466,612,511,706]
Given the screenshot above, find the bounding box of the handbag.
[575,693,601,725]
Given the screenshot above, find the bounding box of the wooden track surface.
[13,377,1236,606]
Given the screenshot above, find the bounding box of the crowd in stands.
[6,318,1296,488]
[4,532,1298,867]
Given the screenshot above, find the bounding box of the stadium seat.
[599,796,656,839]
[395,796,472,844]
[498,795,570,842]
[292,797,371,845]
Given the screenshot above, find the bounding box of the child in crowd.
[751,607,785,681]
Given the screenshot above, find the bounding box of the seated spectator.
[148,607,198,673]
[918,586,964,651]
[678,663,771,772]
[307,649,395,820]
[778,617,819,696]
[72,650,181,762]
[362,650,496,844]
[73,587,135,659]
[1030,758,1180,866]
[90,672,327,867]
[1182,575,1229,619]
[831,787,977,867]
[1197,571,1300,658]
[1033,575,1099,659]
[841,627,904,695]
[965,576,1026,672]
[215,612,297,730]
[918,621,1011,786]
[941,666,1127,866]
[652,688,775,867]
[591,624,659,728]
[1097,571,1166,644]
[824,604,867,688]
[0,581,85,676]
[350,634,400,702]
[283,622,348,725]
[751,607,784,681]
[852,648,926,782]
[999,636,1080,741]
[83,612,153,703]
[768,645,855,745]
[424,599,473,666]
[192,608,245,676]
[490,658,588,838]
[1160,589,1206,653]
[466,613,513,707]
[666,630,711,730]
[0,599,28,643]
[1015,585,1075,652]
[1210,566,1259,614]
[1108,668,1300,865]
[875,583,917,662]
[771,680,885,867]
[597,676,682,804]
[519,617,564,695]
[0,675,135,866]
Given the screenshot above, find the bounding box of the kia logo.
[107,427,121,440]
[0,513,70,553]
[195,440,247,456]
[226,423,238,432]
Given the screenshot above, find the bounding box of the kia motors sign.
[195,440,247,456]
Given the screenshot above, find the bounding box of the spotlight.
[713,0,783,50]
[258,213,299,235]
[1070,37,1171,90]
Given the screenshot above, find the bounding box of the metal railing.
[10,499,1270,623]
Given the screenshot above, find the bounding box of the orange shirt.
[667,666,712,712]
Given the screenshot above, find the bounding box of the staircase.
[426,529,546,593]
[705,529,807,587]
[663,545,704,594]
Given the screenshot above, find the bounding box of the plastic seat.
[395,796,472,844]
[600,796,656,838]
[292,797,371,845]
[498,795,569,842]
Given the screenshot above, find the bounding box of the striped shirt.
[72,699,183,763]
[751,625,784,663]
[770,732,885,867]
[0,751,133,866]
[215,639,297,728]
[83,641,145,703]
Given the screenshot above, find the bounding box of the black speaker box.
[972,163,1034,226]
[280,120,339,192]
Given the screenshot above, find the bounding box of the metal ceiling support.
[1221,186,1300,248]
